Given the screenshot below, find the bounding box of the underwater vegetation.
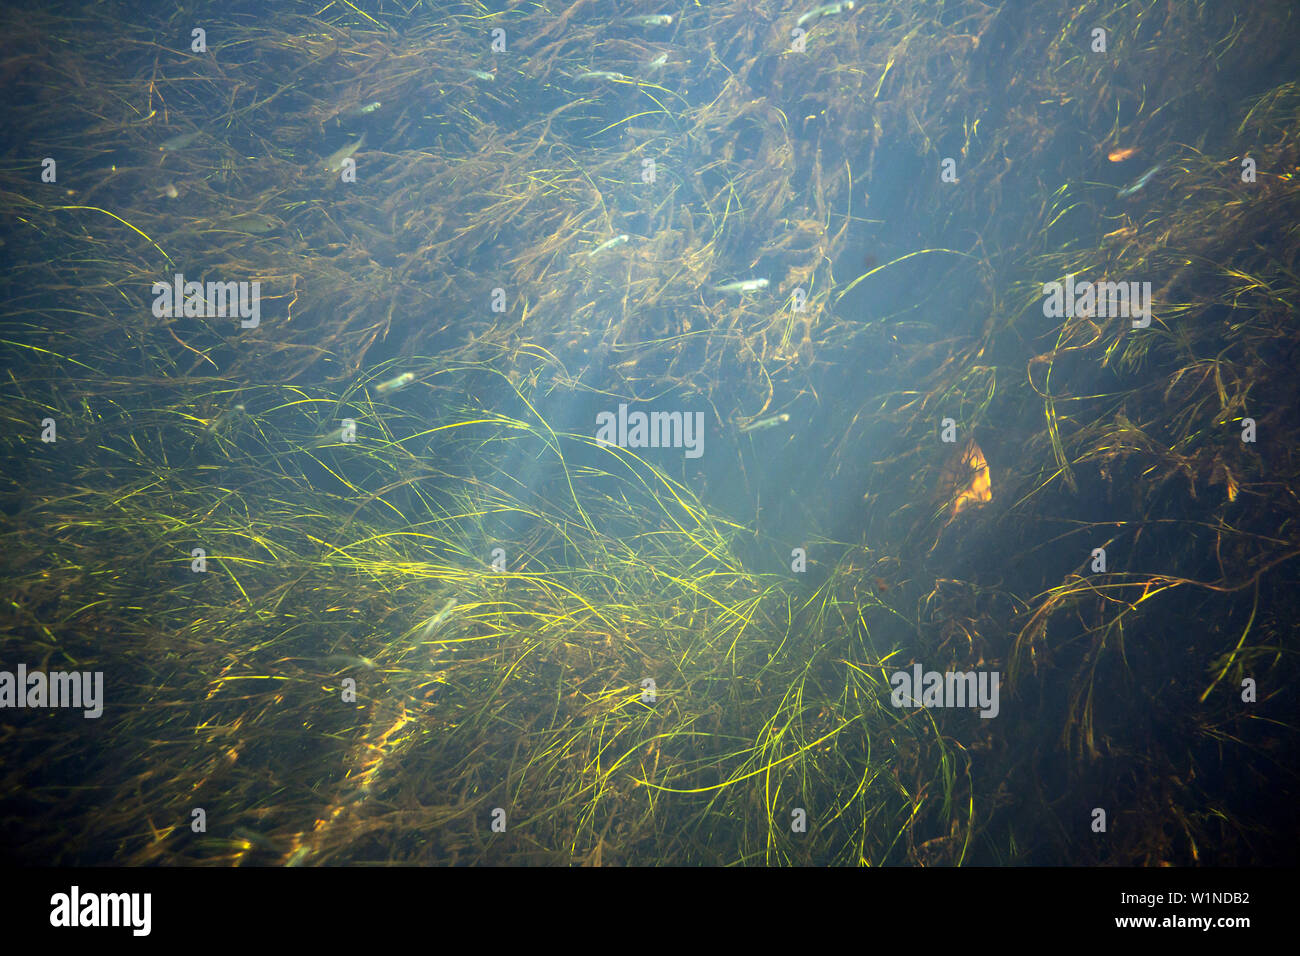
[1,0,1298,866]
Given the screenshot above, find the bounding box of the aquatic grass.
[3,0,1299,867]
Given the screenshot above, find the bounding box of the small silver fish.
[340,101,382,121]
[159,130,202,151]
[313,423,357,446]
[321,654,376,670]
[646,52,670,70]
[375,371,415,393]
[739,412,790,433]
[712,278,770,294]
[221,212,278,234]
[577,71,631,82]
[205,403,246,435]
[623,14,673,26]
[324,135,365,174]
[464,69,496,82]
[586,234,629,257]
[1117,163,1162,198]
[421,598,457,637]
[797,1,855,27]
[232,828,274,849]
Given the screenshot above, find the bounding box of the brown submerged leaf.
[940,438,992,518]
